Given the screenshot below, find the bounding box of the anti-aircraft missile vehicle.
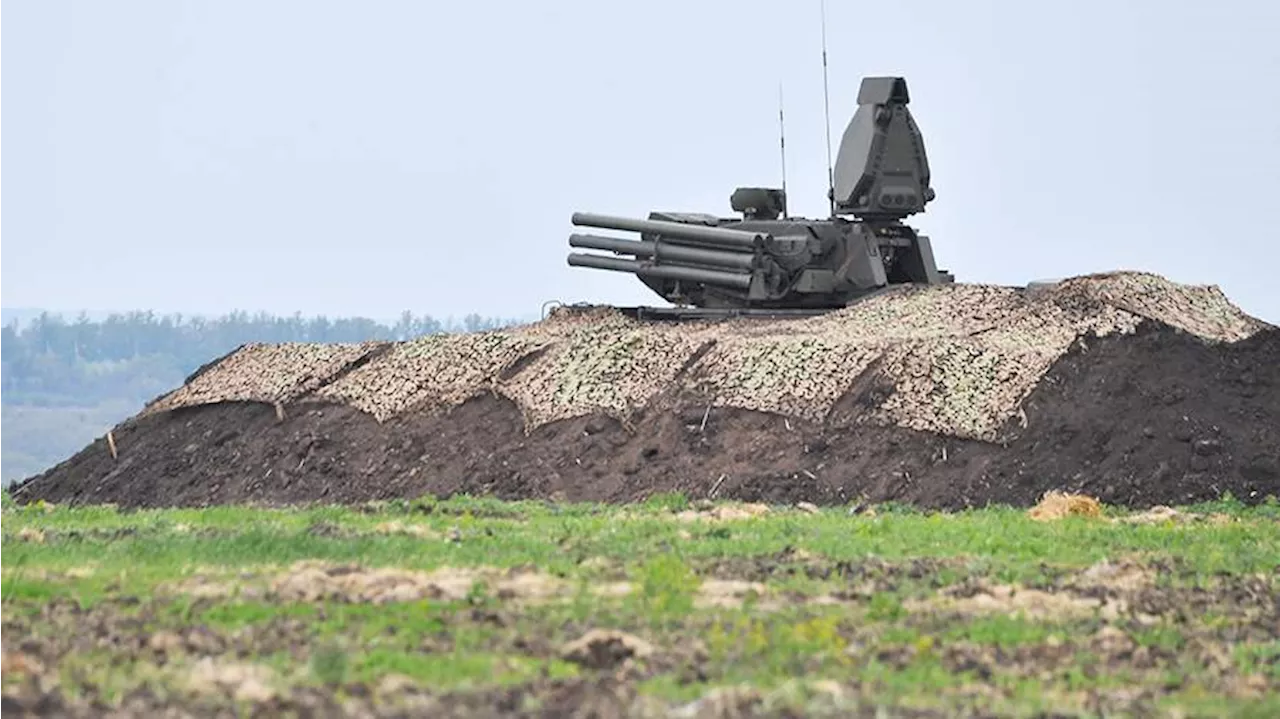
[565,76,953,319]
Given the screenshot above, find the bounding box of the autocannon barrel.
[569,233,756,271]
[571,212,764,250]
[567,253,752,289]
[569,233,656,258]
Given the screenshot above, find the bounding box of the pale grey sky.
[4,0,1279,323]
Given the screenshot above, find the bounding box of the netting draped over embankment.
[140,272,1271,442]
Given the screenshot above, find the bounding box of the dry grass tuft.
[1028,491,1104,521]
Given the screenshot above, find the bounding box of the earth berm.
[11,271,1279,510]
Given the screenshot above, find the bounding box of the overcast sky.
[4,0,1279,323]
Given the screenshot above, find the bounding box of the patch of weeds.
[349,649,576,689]
[310,642,350,687]
[199,601,319,629]
[412,494,528,519]
[405,494,440,515]
[1183,492,1248,514]
[939,615,1068,648]
[1257,494,1280,518]
[465,578,496,609]
[641,491,690,513]
[989,559,1063,587]
[0,551,33,607]
[924,562,967,588]
[306,519,348,538]
[51,650,173,707]
[858,651,960,696]
[1197,610,1234,632]
[1132,624,1186,653]
[628,554,698,628]
[160,594,202,625]
[702,609,852,678]
[0,577,61,604]
[704,614,764,665]
[870,501,923,516]
[313,601,452,647]
[790,613,852,663]
[1059,650,1107,691]
[866,592,906,622]
[353,499,398,515]
[1234,640,1280,680]
[701,525,732,540]
[298,503,353,523]
[1158,692,1280,718]
[876,624,923,647]
[14,498,59,517]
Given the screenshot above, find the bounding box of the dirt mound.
[10,272,1280,510]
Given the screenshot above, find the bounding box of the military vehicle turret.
[565,76,954,318]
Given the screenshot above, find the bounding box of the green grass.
[3,492,1279,717]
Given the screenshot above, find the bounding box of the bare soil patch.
[154,561,835,612]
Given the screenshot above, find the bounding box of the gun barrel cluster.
[566,212,761,290]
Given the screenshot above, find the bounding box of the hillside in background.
[0,309,525,484]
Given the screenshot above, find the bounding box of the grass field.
[2,491,1278,717]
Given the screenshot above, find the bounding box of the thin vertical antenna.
[778,83,788,219]
[820,0,835,217]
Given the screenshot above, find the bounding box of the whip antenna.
[778,83,788,218]
[820,0,835,217]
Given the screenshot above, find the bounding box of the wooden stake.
[107,431,118,460]
[709,473,728,498]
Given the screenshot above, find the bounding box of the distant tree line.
[1,309,525,483]
[1,310,522,407]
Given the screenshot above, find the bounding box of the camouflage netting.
[141,342,386,417]
[499,312,710,428]
[313,333,552,420]
[140,272,1272,442]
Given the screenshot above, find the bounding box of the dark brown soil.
[10,323,1280,510]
